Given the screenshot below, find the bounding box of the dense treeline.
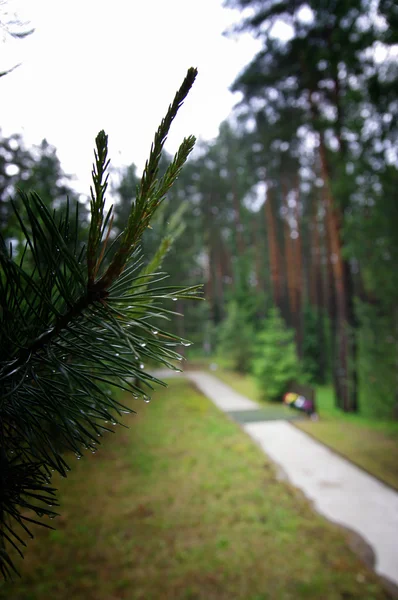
[137,0,397,418]
[1,1,397,420]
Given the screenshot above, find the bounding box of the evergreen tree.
[253,308,299,401]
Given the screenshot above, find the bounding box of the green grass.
[0,380,391,599]
[307,386,398,433]
[194,360,398,491]
[296,387,398,491]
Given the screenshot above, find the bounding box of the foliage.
[217,300,254,373]
[252,307,299,400]
[112,151,207,348]
[0,133,84,246]
[356,301,398,419]
[0,67,199,577]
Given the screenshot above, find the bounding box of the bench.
[283,383,318,420]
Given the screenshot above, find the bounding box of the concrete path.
[156,369,398,586]
[186,371,259,411]
[245,420,398,586]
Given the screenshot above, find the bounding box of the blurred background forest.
[1,0,398,423]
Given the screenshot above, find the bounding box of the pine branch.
[87,131,111,284]
[0,67,200,577]
[98,67,197,288]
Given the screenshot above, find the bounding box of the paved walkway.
[156,369,398,586]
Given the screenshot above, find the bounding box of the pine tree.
[0,68,200,577]
[253,308,299,401]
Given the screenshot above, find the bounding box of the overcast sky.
[0,0,262,194]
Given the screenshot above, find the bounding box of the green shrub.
[253,307,299,401]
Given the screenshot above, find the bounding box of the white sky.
[0,0,261,195]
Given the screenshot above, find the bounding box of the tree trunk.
[264,184,282,310]
[281,177,303,356]
[215,246,225,321]
[293,179,303,358]
[311,196,327,382]
[232,185,245,256]
[284,221,296,320]
[322,192,339,397]
[305,71,357,411]
[319,140,357,411]
[204,192,221,325]
[252,215,265,297]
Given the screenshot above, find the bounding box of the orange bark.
[264,185,282,309]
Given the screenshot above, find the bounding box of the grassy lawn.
[196,361,398,491]
[0,379,391,599]
[296,387,398,491]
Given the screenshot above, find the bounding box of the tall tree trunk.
[307,77,357,411]
[281,177,303,356]
[309,207,319,308]
[281,184,296,326]
[330,68,359,411]
[204,192,220,325]
[284,223,296,320]
[252,215,265,297]
[311,197,327,382]
[319,140,357,411]
[232,185,245,256]
[264,184,282,310]
[215,246,224,321]
[219,237,234,290]
[322,192,339,396]
[293,179,303,358]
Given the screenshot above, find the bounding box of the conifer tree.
[253,308,299,401]
[0,68,199,577]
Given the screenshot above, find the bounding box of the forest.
[154,0,398,420]
[1,0,398,595]
[1,0,397,423]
